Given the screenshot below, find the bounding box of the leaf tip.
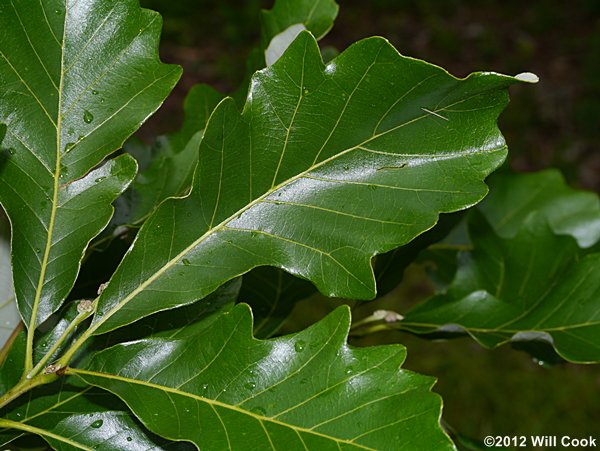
[514,72,539,83]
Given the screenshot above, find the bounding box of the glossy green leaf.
[0,0,179,351]
[86,31,525,336]
[0,283,240,448]
[480,169,600,247]
[242,214,462,339]
[404,212,600,363]
[0,379,192,450]
[91,279,240,347]
[72,304,453,450]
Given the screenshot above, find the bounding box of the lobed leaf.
[87,31,526,336]
[233,0,339,103]
[404,212,600,363]
[0,0,180,354]
[72,304,454,450]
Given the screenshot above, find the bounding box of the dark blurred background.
[138,0,600,446]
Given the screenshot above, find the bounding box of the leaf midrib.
[68,367,376,450]
[89,93,504,336]
[24,0,68,372]
[0,418,91,451]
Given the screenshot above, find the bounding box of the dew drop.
[94,176,106,183]
[90,419,103,429]
[533,358,551,368]
[64,142,76,153]
[67,127,75,135]
[294,340,305,352]
[201,383,209,393]
[182,258,191,266]
[92,89,99,95]
[83,110,94,123]
[8,148,16,155]
[54,8,62,15]
[126,437,132,442]
[34,248,41,254]
[245,381,256,390]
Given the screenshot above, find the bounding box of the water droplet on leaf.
[245,382,256,390]
[126,437,132,442]
[182,258,191,266]
[92,89,99,95]
[90,419,103,428]
[533,358,551,368]
[83,110,94,123]
[294,340,305,352]
[94,176,106,183]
